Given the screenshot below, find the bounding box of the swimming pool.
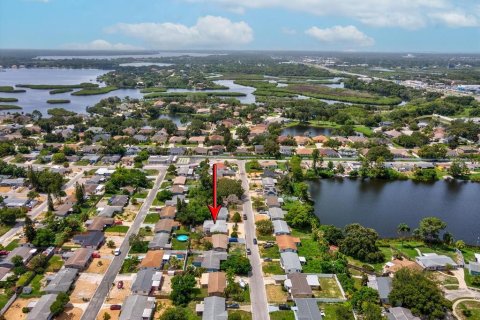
[176,235,189,242]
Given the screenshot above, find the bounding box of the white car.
[114,248,121,256]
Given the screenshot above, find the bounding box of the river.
[308,178,480,244]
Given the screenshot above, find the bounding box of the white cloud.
[281,27,297,35]
[185,0,480,29]
[306,25,374,47]
[429,11,479,27]
[63,39,143,50]
[105,16,253,49]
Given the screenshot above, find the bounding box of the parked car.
[226,303,240,309]
[117,281,124,289]
[0,250,9,256]
[246,248,251,255]
[279,304,291,310]
[253,238,258,245]
[110,305,121,310]
[114,248,121,256]
[92,252,101,258]
[243,214,247,220]
[264,257,272,262]
[114,220,123,225]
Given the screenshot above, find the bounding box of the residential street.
[0,169,85,246]
[238,160,270,320]
[80,167,166,320]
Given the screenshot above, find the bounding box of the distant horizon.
[1,48,480,55]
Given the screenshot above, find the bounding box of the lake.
[0,68,144,114]
[119,62,173,67]
[34,52,218,60]
[309,178,480,244]
[281,125,333,136]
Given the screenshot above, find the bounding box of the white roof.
[306,275,319,287]
[475,253,480,262]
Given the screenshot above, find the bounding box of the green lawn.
[270,311,295,320]
[105,225,129,233]
[389,240,422,259]
[0,294,11,312]
[133,191,148,199]
[262,262,284,275]
[5,239,20,251]
[297,237,323,259]
[152,198,165,206]
[16,271,35,287]
[143,169,158,176]
[228,310,252,320]
[457,300,480,319]
[321,303,354,320]
[46,255,64,272]
[20,274,44,297]
[464,269,480,288]
[172,238,189,250]
[418,244,457,260]
[144,213,160,224]
[0,225,10,237]
[316,277,344,299]
[260,245,281,259]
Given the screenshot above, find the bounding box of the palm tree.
[397,223,410,246]
[312,148,319,173]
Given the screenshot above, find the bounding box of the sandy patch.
[0,186,11,193]
[70,273,102,303]
[97,309,120,320]
[4,298,37,320]
[266,284,288,303]
[85,258,111,274]
[155,299,174,318]
[255,215,269,222]
[228,222,245,237]
[98,236,123,255]
[56,306,83,320]
[159,275,172,294]
[106,279,132,305]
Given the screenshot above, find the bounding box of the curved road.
[80,167,166,320]
[238,160,270,320]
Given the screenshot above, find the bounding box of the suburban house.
[64,248,94,270]
[284,273,313,298]
[131,268,163,296]
[154,219,179,233]
[210,234,229,252]
[268,207,286,221]
[383,258,422,275]
[203,220,228,235]
[148,233,171,250]
[44,268,78,294]
[265,196,281,208]
[294,298,323,320]
[280,252,303,274]
[200,251,228,272]
[159,206,176,219]
[217,207,229,221]
[276,235,301,253]
[72,231,105,249]
[109,195,130,207]
[0,244,37,268]
[367,276,393,304]
[199,296,228,320]
[416,253,459,270]
[273,220,291,236]
[86,217,114,232]
[98,206,123,218]
[139,250,165,270]
[119,294,156,320]
[26,293,58,320]
[207,272,226,297]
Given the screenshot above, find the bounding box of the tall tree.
[397,223,410,245]
[417,217,447,243]
[75,182,85,205]
[47,192,54,212]
[24,216,36,243]
[312,148,320,172]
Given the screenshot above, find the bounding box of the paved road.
[81,167,166,320]
[0,169,85,246]
[238,160,270,320]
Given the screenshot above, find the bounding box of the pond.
[281,125,333,137]
[308,178,480,244]
[0,68,143,114]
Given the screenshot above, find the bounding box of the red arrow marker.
[208,163,222,223]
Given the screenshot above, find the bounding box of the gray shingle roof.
[294,298,323,320]
[273,220,290,235]
[44,268,78,293]
[148,233,171,250]
[119,295,156,320]
[202,296,227,320]
[26,293,57,320]
[387,307,421,320]
[416,254,456,268]
[280,252,302,273]
[131,268,162,295]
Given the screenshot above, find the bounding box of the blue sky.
[0,0,479,52]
